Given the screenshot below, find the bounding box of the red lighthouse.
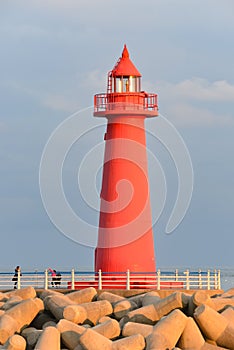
[94,45,158,274]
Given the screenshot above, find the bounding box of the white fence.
[0,269,221,291]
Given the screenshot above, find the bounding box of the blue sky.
[0,0,234,272]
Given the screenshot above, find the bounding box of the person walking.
[12,266,21,289]
[48,268,57,288]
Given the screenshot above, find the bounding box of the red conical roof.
[111,45,141,77]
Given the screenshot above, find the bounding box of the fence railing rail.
[0,269,221,291]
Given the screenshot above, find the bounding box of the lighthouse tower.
[94,45,158,273]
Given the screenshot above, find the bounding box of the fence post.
[157,269,161,290]
[44,269,48,290]
[98,269,102,290]
[17,269,21,290]
[186,269,190,290]
[175,269,178,282]
[71,269,75,290]
[218,269,221,289]
[199,269,202,289]
[126,270,130,290]
[207,270,210,290]
[214,269,217,289]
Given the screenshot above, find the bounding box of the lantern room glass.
[113,76,141,93]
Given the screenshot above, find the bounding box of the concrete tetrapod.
[122,321,153,338]
[0,315,19,345]
[3,334,26,350]
[112,334,145,350]
[201,343,229,350]
[44,294,74,320]
[30,310,56,329]
[211,297,234,312]
[42,320,57,329]
[188,291,234,314]
[127,293,146,308]
[221,306,234,326]
[1,297,22,311]
[126,291,183,325]
[0,293,8,302]
[57,319,85,350]
[146,309,188,350]
[181,292,192,309]
[98,316,112,323]
[177,316,205,349]
[6,298,44,333]
[113,300,137,320]
[0,298,43,344]
[5,287,36,300]
[40,290,61,300]
[92,319,120,339]
[63,300,113,325]
[78,328,112,350]
[66,287,97,304]
[97,292,125,304]
[22,329,42,348]
[63,305,88,325]
[142,291,161,307]
[98,292,137,320]
[194,304,234,349]
[187,291,214,316]
[34,326,60,350]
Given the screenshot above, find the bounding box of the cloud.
[144,78,234,127]
[164,103,234,127]
[159,78,234,102]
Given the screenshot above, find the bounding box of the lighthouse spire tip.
[122,44,129,59]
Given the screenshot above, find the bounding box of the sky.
[0,0,234,272]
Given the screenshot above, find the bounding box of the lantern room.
[107,45,142,93]
[94,45,158,117]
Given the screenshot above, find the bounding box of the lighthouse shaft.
[95,115,156,272]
